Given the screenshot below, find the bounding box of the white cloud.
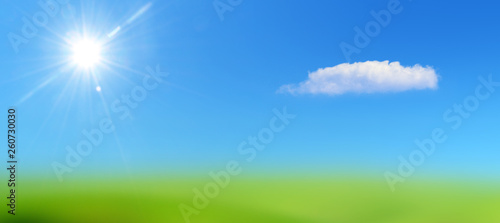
[279,61,439,96]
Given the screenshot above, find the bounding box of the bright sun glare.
[71,39,102,68]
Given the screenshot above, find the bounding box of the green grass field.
[2,176,500,223]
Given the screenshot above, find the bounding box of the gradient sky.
[0,0,499,181]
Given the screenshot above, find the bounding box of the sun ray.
[2,59,69,85]
[16,72,62,105]
[27,69,80,152]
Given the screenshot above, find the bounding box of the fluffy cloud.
[279,61,439,96]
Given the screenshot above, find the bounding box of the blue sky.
[0,0,499,181]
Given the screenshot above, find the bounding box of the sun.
[71,39,102,68]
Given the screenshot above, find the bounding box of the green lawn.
[2,176,499,223]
